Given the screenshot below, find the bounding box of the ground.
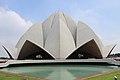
[85,70,120,80]
[0,71,37,80]
[0,69,120,80]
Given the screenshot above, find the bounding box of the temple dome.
[3,12,116,60]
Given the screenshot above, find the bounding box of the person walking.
[114,76,117,80]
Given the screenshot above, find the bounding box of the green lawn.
[86,70,120,80]
[0,70,120,80]
[0,71,36,80]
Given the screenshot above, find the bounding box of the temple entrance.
[66,40,102,59]
[25,52,54,60]
[18,40,55,60]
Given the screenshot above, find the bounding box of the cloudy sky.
[0,0,120,57]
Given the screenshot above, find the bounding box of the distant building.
[3,12,116,60]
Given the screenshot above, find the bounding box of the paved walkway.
[0,70,47,80]
[78,70,120,80]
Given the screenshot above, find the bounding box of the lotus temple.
[0,12,120,67]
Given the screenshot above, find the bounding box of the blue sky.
[0,0,120,57]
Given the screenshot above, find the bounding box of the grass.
[0,71,36,80]
[0,70,120,80]
[86,70,120,80]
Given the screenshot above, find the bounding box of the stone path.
[78,70,120,80]
[0,70,47,80]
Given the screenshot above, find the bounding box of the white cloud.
[0,7,33,57]
[0,7,32,46]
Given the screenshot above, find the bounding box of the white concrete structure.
[3,12,116,60]
[0,59,120,68]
